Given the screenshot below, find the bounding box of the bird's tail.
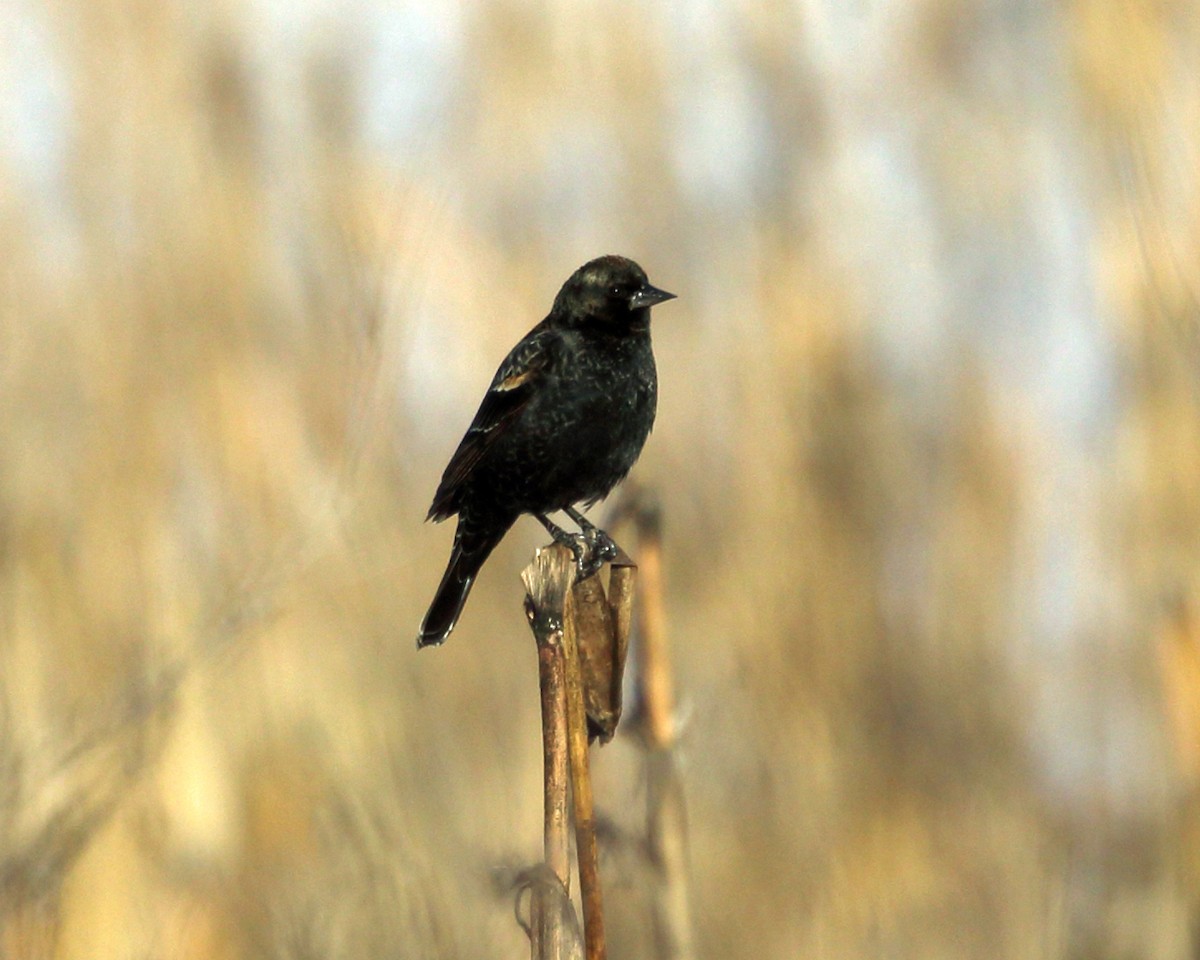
[417,520,509,648]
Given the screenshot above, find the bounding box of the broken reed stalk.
[522,548,576,959]
[627,495,695,960]
[536,641,571,959]
[561,582,606,960]
[573,551,637,743]
[523,543,622,960]
[633,503,673,750]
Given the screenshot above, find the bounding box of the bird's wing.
[426,324,558,521]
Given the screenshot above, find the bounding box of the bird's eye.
[610,284,623,297]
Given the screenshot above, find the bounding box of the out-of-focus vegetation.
[2,0,1200,957]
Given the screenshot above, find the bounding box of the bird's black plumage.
[417,255,675,648]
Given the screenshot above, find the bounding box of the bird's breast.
[565,337,655,422]
[514,335,653,500]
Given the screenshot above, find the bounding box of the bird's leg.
[536,513,604,581]
[564,506,619,562]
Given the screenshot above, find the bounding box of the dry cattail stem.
[574,550,637,743]
[620,492,695,960]
[522,547,577,959]
[523,537,631,960]
[561,587,607,960]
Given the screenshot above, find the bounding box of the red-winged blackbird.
[417,255,675,648]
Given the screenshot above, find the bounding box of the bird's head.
[552,255,675,333]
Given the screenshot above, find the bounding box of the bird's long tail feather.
[417,521,509,648]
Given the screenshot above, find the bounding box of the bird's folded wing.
[426,325,557,521]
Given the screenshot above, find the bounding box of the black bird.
[417,255,675,648]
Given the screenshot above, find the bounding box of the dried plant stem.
[562,594,606,960]
[635,513,673,750]
[628,497,694,960]
[522,548,576,959]
[535,637,570,958]
[537,638,571,889]
[523,544,611,960]
[572,554,636,742]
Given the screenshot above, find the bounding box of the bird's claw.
[575,541,606,582]
[541,515,618,581]
[554,531,610,581]
[588,529,619,562]
[546,529,595,579]
[574,529,618,581]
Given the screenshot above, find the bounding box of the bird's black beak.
[628,284,676,310]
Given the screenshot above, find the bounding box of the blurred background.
[2,0,1200,957]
